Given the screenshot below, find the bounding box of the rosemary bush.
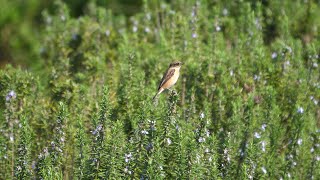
[0,0,319,179]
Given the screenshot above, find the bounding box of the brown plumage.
[153,61,183,100]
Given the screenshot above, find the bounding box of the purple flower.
[125,153,133,163]
[105,30,110,36]
[141,129,148,135]
[261,141,266,152]
[145,27,150,33]
[133,26,138,32]
[92,124,103,135]
[192,33,197,38]
[146,143,153,151]
[216,26,221,32]
[297,107,304,114]
[60,15,66,21]
[200,112,205,119]
[166,138,172,145]
[198,137,205,143]
[297,138,302,145]
[6,90,16,101]
[254,132,261,139]
[222,8,228,16]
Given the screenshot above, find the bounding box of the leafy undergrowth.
[0,0,319,179]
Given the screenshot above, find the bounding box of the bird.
[153,61,183,100]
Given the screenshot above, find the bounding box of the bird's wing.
[158,68,175,90]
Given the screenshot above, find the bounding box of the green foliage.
[1,0,320,179]
[14,116,32,179]
[86,86,111,179]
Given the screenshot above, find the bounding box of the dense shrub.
[0,0,319,179]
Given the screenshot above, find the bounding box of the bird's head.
[169,61,183,68]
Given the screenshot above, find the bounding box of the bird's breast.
[162,71,180,89]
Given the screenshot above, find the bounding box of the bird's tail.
[153,92,159,100]
[153,88,164,100]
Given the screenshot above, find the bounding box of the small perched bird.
[153,61,183,100]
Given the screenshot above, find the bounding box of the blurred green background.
[0,0,142,68]
[1,0,319,71]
